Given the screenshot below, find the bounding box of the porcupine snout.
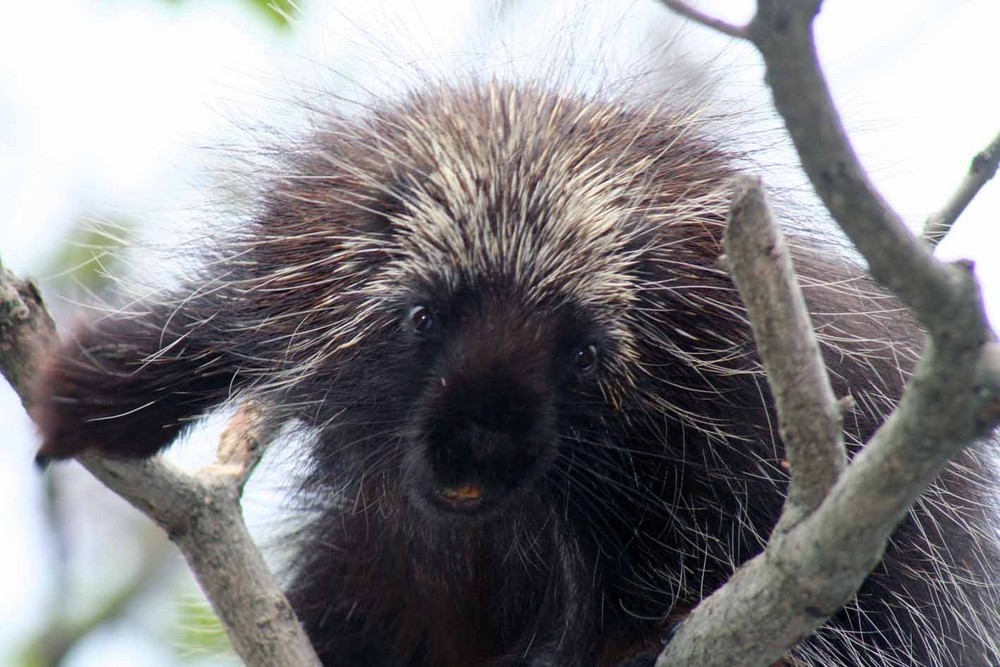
[403,300,559,520]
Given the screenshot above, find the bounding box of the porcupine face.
[278,82,732,522]
[351,84,649,521]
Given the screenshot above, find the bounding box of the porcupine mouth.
[423,464,512,517]
[420,480,525,519]
[409,450,545,521]
[410,477,494,519]
[439,483,485,506]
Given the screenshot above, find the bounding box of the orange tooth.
[441,485,483,502]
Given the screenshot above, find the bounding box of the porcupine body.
[31,79,1000,665]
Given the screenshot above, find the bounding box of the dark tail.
[32,295,242,462]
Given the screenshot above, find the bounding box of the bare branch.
[657,266,995,667]
[747,0,979,337]
[722,176,845,530]
[923,128,1000,247]
[741,0,996,423]
[656,0,749,39]
[210,400,280,494]
[0,258,57,411]
[0,266,321,667]
[653,2,1000,666]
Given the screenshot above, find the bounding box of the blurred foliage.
[12,525,182,667]
[161,0,302,31]
[174,596,234,663]
[41,216,134,296]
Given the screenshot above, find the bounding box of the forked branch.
[655,2,1000,666]
[0,264,320,667]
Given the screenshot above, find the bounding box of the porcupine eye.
[408,304,435,334]
[572,343,600,375]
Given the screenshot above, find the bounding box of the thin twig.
[657,0,749,39]
[211,400,279,494]
[923,128,1000,247]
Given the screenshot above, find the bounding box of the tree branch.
[653,2,1000,666]
[722,176,846,531]
[656,0,749,39]
[0,263,321,667]
[923,128,1000,247]
[0,258,57,411]
[746,0,975,334]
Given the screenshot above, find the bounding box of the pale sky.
[1,1,999,664]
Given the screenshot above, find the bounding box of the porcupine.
[29,77,1000,665]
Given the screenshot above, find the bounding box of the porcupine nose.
[424,367,553,511]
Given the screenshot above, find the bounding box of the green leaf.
[246,0,300,30]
